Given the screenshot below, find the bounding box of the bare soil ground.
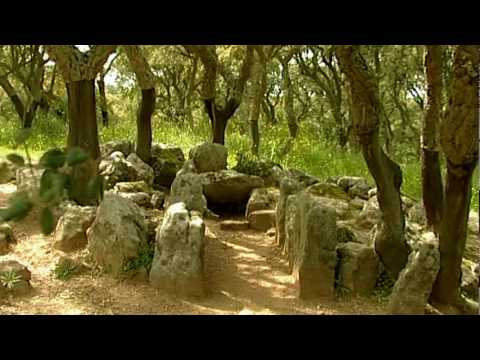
[0,184,388,315]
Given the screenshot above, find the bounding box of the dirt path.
[0,184,388,315]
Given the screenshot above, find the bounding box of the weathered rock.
[87,193,148,276]
[306,182,346,200]
[388,235,440,315]
[0,158,17,184]
[117,192,152,208]
[16,167,43,195]
[149,202,205,297]
[144,209,163,244]
[285,191,338,300]
[337,176,371,200]
[0,223,16,254]
[150,191,165,209]
[233,156,283,187]
[53,204,96,252]
[246,187,280,217]
[99,155,139,189]
[368,188,377,198]
[169,160,208,215]
[349,197,366,211]
[189,142,228,173]
[336,225,357,244]
[348,182,370,200]
[283,168,319,187]
[0,260,32,296]
[461,259,479,300]
[151,143,185,188]
[100,140,134,158]
[276,177,304,248]
[202,170,264,205]
[357,196,381,228]
[114,180,151,194]
[408,202,426,225]
[248,210,276,232]
[336,242,380,295]
[220,220,249,231]
[126,153,154,187]
[468,211,479,234]
[307,194,350,220]
[266,228,276,238]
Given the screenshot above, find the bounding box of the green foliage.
[373,270,396,300]
[0,193,34,222]
[0,270,22,290]
[39,148,66,169]
[6,153,25,166]
[122,244,154,274]
[40,207,55,235]
[53,261,77,281]
[65,147,89,166]
[233,152,279,177]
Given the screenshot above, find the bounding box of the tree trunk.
[205,99,238,145]
[430,45,479,311]
[23,101,40,129]
[136,88,156,164]
[282,62,298,139]
[97,77,109,127]
[66,79,100,206]
[422,46,444,234]
[336,45,410,279]
[249,58,267,156]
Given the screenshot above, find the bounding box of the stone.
[461,259,479,300]
[285,191,338,300]
[337,176,371,200]
[336,225,357,243]
[149,202,205,297]
[117,192,152,208]
[144,209,163,244]
[53,204,96,252]
[126,153,154,187]
[283,168,319,187]
[150,191,165,209]
[349,197,366,211]
[248,210,276,232]
[388,236,440,315]
[202,170,264,205]
[266,228,276,238]
[408,202,426,225]
[306,182,349,201]
[0,158,17,184]
[55,256,90,276]
[468,211,479,234]
[246,187,280,218]
[100,140,134,158]
[0,260,32,296]
[307,195,350,220]
[336,242,380,295]
[87,193,148,276]
[16,167,44,195]
[114,180,151,194]
[99,155,139,189]
[220,220,249,231]
[233,156,283,187]
[276,177,304,248]
[357,196,381,228]
[189,142,228,173]
[0,223,16,254]
[368,188,377,198]
[169,160,208,215]
[151,143,185,188]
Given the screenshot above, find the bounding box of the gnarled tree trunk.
[97,77,109,127]
[430,45,479,312]
[249,49,268,155]
[336,45,410,279]
[421,45,444,234]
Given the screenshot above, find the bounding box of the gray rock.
[408,202,426,225]
[248,210,276,232]
[202,170,264,205]
[0,158,17,184]
[285,191,338,300]
[336,242,380,295]
[245,187,280,218]
[348,182,370,200]
[357,196,381,228]
[336,225,357,244]
[306,182,349,201]
[169,161,208,215]
[87,193,148,276]
[99,156,139,189]
[189,142,227,173]
[388,235,440,315]
[220,220,249,231]
[368,188,377,198]
[16,167,44,196]
[0,260,32,296]
[114,180,151,194]
[126,153,154,187]
[53,204,96,252]
[144,209,163,244]
[149,202,205,297]
[276,177,304,248]
[461,260,479,300]
[100,140,134,158]
[150,191,165,209]
[116,191,152,208]
[337,176,371,200]
[151,143,185,188]
[283,168,319,187]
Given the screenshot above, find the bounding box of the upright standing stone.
[189,142,228,173]
[276,177,303,249]
[149,202,205,297]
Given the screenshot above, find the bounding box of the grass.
[1,113,478,211]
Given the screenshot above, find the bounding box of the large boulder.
[114,180,151,194]
[356,196,381,229]
[116,192,152,209]
[189,142,227,173]
[336,242,380,295]
[307,182,349,201]
[53,204,96,252]
[151,143,185,188]
[169,160,208,215]
[100,140,134,158]
[99,152,139,189]
[245,187,280,218]
[233,155,284,187]
[388,234,440,315]
[202,170,264,205]
[0,260,32,296]
[461,259,479,300]
[16,167,44,195]
[283,168,319,187]
[0,158,17,184]
[87,193,148,276]
[408,202,427,225]
[149,202,205,297]
[247,210,276,232]
[337,176,371,200]
[126,153,154,187]
[276,177,304,248]
[285,191,338,300]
